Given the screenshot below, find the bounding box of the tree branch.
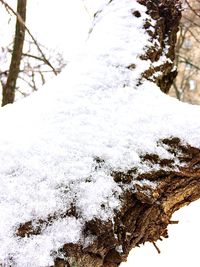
[0,0,58,77]
[1,2,200,267]
[2,0,27,106]
[185,0,200,18]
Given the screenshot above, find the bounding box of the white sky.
[0,0,96,59]
[0,1,200,266]
[26,0,92,59]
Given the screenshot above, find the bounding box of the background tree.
[171,0,200,103]
[1,0,27,106]
[0,0,65,105]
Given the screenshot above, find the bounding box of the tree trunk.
[2,0,27,106]
[47,3,199,266]
[1,1,200,267]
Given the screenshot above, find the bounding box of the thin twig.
[183,15,200,28]
[169,220,179,224]
[81,0,93,19]
[177,54,200,71]
[188,28,200,43]
[152,242,161,254]
[22,52,50,63]
[185,0,200,18]
[0,0,58,75]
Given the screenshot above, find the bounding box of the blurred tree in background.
[0,0,200,106]
[0,0,65,106]
[171,0,200,104]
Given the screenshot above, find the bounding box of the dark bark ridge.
[138,0,182,93]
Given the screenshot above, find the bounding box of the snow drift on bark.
[0,0,199,266]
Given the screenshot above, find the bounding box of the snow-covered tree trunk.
[0,1,200,267]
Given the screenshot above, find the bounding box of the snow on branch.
[0,1,199,267]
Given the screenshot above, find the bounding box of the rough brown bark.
[16,139,200,267]
[2,0,27,106]
[10,1,200,267]
[64,141,200,267]
[138,0,181,93]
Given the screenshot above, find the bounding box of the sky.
[0,0,93,60]
[26,0,92,60]
[0,1,200,266]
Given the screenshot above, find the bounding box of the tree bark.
[17,140,200,267]
[2,0,27,106]
[3,1,200,266]
[138,0,181,93]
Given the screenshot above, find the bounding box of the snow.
[0,0,200,266]
[3,218,83,267]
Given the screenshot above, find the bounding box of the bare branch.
[185,0,200,17]
[177,54,200,71]
[2,0,27,106]
[0,0,58,76]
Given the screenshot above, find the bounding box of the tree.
[0,0,199,267]
[171,0,200,103]
[0,0,65,105]
[1,0,27,106]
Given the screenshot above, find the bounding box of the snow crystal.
[0,0,200,266]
